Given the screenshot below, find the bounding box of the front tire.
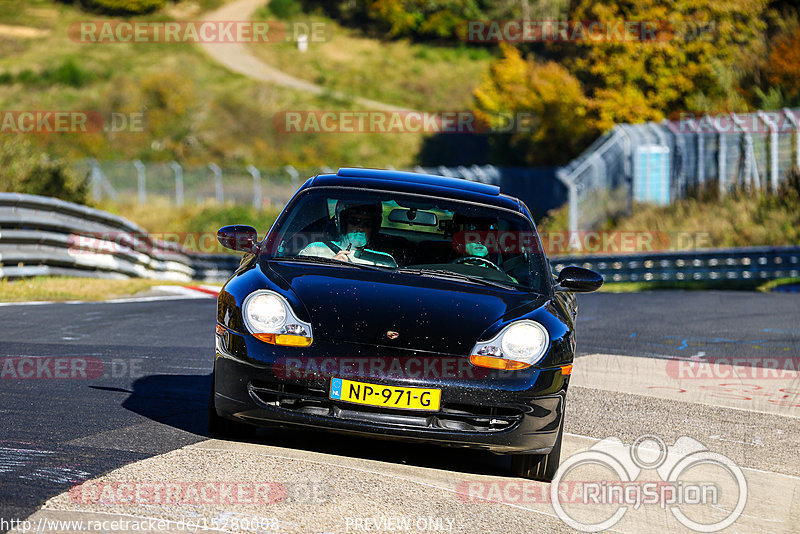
[208,373,253,439]
[510,413,564,482]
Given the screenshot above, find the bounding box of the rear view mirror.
[556,266,603,292]
[217,225,259,253]
[388,208,438,226]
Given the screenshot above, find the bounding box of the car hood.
[266,260,549,355]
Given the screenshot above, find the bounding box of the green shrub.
[82,0,166,15]
[4,59,98,88]
[269,0,302,19]
[43,58,95,87]
[0,139,89,204]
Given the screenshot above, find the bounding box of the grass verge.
[757,277,800,292]
[96,197,281,253]
[248,9,493,111]
[0,0,426,168]
[597,280,765,293]
[0,276,212,302]
[540,186,800,251]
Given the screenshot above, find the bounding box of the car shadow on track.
[122,373,511,478]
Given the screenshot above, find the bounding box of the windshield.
[263,187,550,294]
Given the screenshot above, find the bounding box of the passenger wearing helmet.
[299,201,397,267]
[451,214,518,283]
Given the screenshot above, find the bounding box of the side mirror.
[556,266,603,292]
[217,225,259,253]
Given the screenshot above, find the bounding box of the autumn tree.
[566,0,768,128]
[473,43,595,165]
[766,26,800,103]
[302,0,492,40]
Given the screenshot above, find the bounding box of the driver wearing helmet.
[453,214,495,262]
[299,201,397,267]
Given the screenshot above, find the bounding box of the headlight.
[469,320,549,370]
[242,290,313,347]
[245,293,286,331]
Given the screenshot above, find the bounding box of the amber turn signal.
[253,333,313,347]
[469,354,531,370]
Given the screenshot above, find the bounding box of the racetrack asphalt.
[0,290,797,531]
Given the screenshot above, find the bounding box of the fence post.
[783,108,800,171]
[170,161,184,206]
[731,113,751,191]
[556,168,578,234]
[696,117,705,186]
[133,160,146,204]
[616,126,633,215]
[247,165,262,209]
[758,111,779,194]
[89,159,102,202]
[209,163,223,203]
[471,165,490,183]
[716,121,726,197]
[285,165,299,190]
[456,165,474,180]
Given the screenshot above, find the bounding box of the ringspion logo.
[551,435,747,532]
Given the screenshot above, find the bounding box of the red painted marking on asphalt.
[183,285,220,297]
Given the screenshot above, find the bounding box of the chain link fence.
[556,108,800,232]
[77,160,303,209]
[78,161,565,218]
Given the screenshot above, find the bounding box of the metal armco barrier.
[1,193,797,284]
[0,193,240,282]
[551,246,800,283]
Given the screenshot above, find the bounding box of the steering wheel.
[451,256,504,272]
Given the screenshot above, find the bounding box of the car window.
[264,188,549,294]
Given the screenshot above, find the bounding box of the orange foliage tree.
[566,0,768,128]
[766,26,800,102]
[473,43,596,166]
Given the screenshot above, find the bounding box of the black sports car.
[210,168,602,481]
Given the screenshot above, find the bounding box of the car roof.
[305,168,524,213]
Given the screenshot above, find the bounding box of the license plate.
[329,378,441,411]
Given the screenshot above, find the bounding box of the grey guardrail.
[0,193,240,282]
[550,246,800,283]
[3,193,798,285]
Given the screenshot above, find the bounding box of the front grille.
[248,381,523,433]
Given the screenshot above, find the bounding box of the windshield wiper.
[273,255,393,272]
[396,268,516,289]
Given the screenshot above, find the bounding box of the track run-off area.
[0,290,798,533]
